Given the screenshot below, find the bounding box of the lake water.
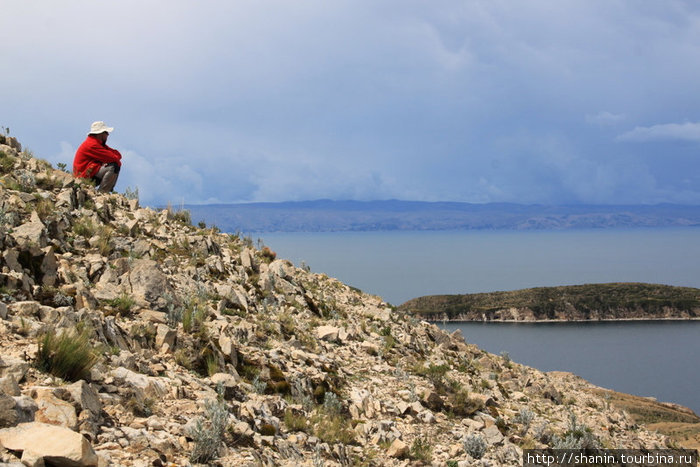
[440,320,700,415]
[261,228,700,414]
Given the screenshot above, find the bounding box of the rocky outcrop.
[0,139,680,465]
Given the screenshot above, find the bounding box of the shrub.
[96,226,114,257]
[106,292,136,315]
[0,151,16,173]
[35,326,99,381]
[189,392,229,464]
[463,434,487,459]
[552,413,600,449]
[410,437,433,462]
[73,215,96,238]
[312,411,355,445]
[284,409,308,432]
[514,407,535,432]
[322,392,343,414]
[260,246,277,263]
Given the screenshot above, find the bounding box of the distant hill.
[398,283,700,321]
[185,200,700,232]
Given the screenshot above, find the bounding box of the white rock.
[316,325,340,342]
[0,422,98,466]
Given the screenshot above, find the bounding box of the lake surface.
[440,320,700,415]
[260,228,700,414]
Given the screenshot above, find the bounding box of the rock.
[125,260,173,308]
[10,212,47,248]
[12,396,38,423]
[65,381,102,420]
[0,358,28,383]
[155,324,176,351]
[482,425,504,445]
[421,390,444,412]
[30,387,78,430]
[0,393,18,428]
[0,302,6,320]
[0,376,21,397]
[218,334,238,366]
[240,248,256,270]
[386,439,409,458]
[0,422,98,466]
[39,246,58,287]
[110,367,167,399]
[140,309,167,324]
[315,325,340,342]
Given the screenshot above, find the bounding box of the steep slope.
[0,139,679,466]
[399,283,700,322]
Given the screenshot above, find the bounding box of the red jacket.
[73,135,122,178]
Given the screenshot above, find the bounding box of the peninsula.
[398,283,700,322]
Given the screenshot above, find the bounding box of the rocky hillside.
[0,137,683,466]
[399,283,700,322]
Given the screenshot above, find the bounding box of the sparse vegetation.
[35,326,99,382]
[463,433,487,459]
[409,437,433,462]
[189,389,229,464]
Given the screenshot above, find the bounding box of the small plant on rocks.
[463,433,487,460]
[189,389,229,464]
[35,326,99,382]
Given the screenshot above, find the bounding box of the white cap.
[88,121,114,135]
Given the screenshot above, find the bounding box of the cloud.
[616,122,700,142]
[4,1,700,205]
[586,111,626,126]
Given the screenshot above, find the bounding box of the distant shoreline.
[428,317,700,323]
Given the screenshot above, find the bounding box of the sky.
[1,0,700,206]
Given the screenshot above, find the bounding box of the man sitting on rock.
[73,121,122,193]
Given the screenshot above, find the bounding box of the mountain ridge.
[185,200,700,232]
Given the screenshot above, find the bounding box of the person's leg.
[94,163,120,193]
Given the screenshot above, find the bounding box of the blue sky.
[1,1,700,206]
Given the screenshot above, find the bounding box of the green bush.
[35,326,99,381]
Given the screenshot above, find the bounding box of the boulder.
[0,376,20,397]
[386,439,409,458]
[155,324,176,351]
[64,381,101,420]
[315,325,339,342]
[482,424,504,445]
[10,212,47,248]
[110,367,167,399]
[0,393,18,428]
[30,387,78,430]
[421,390,444,412]
[0,422,98,466]
[125,259,173,308]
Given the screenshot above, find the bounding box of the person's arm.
[84,143,122,166]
